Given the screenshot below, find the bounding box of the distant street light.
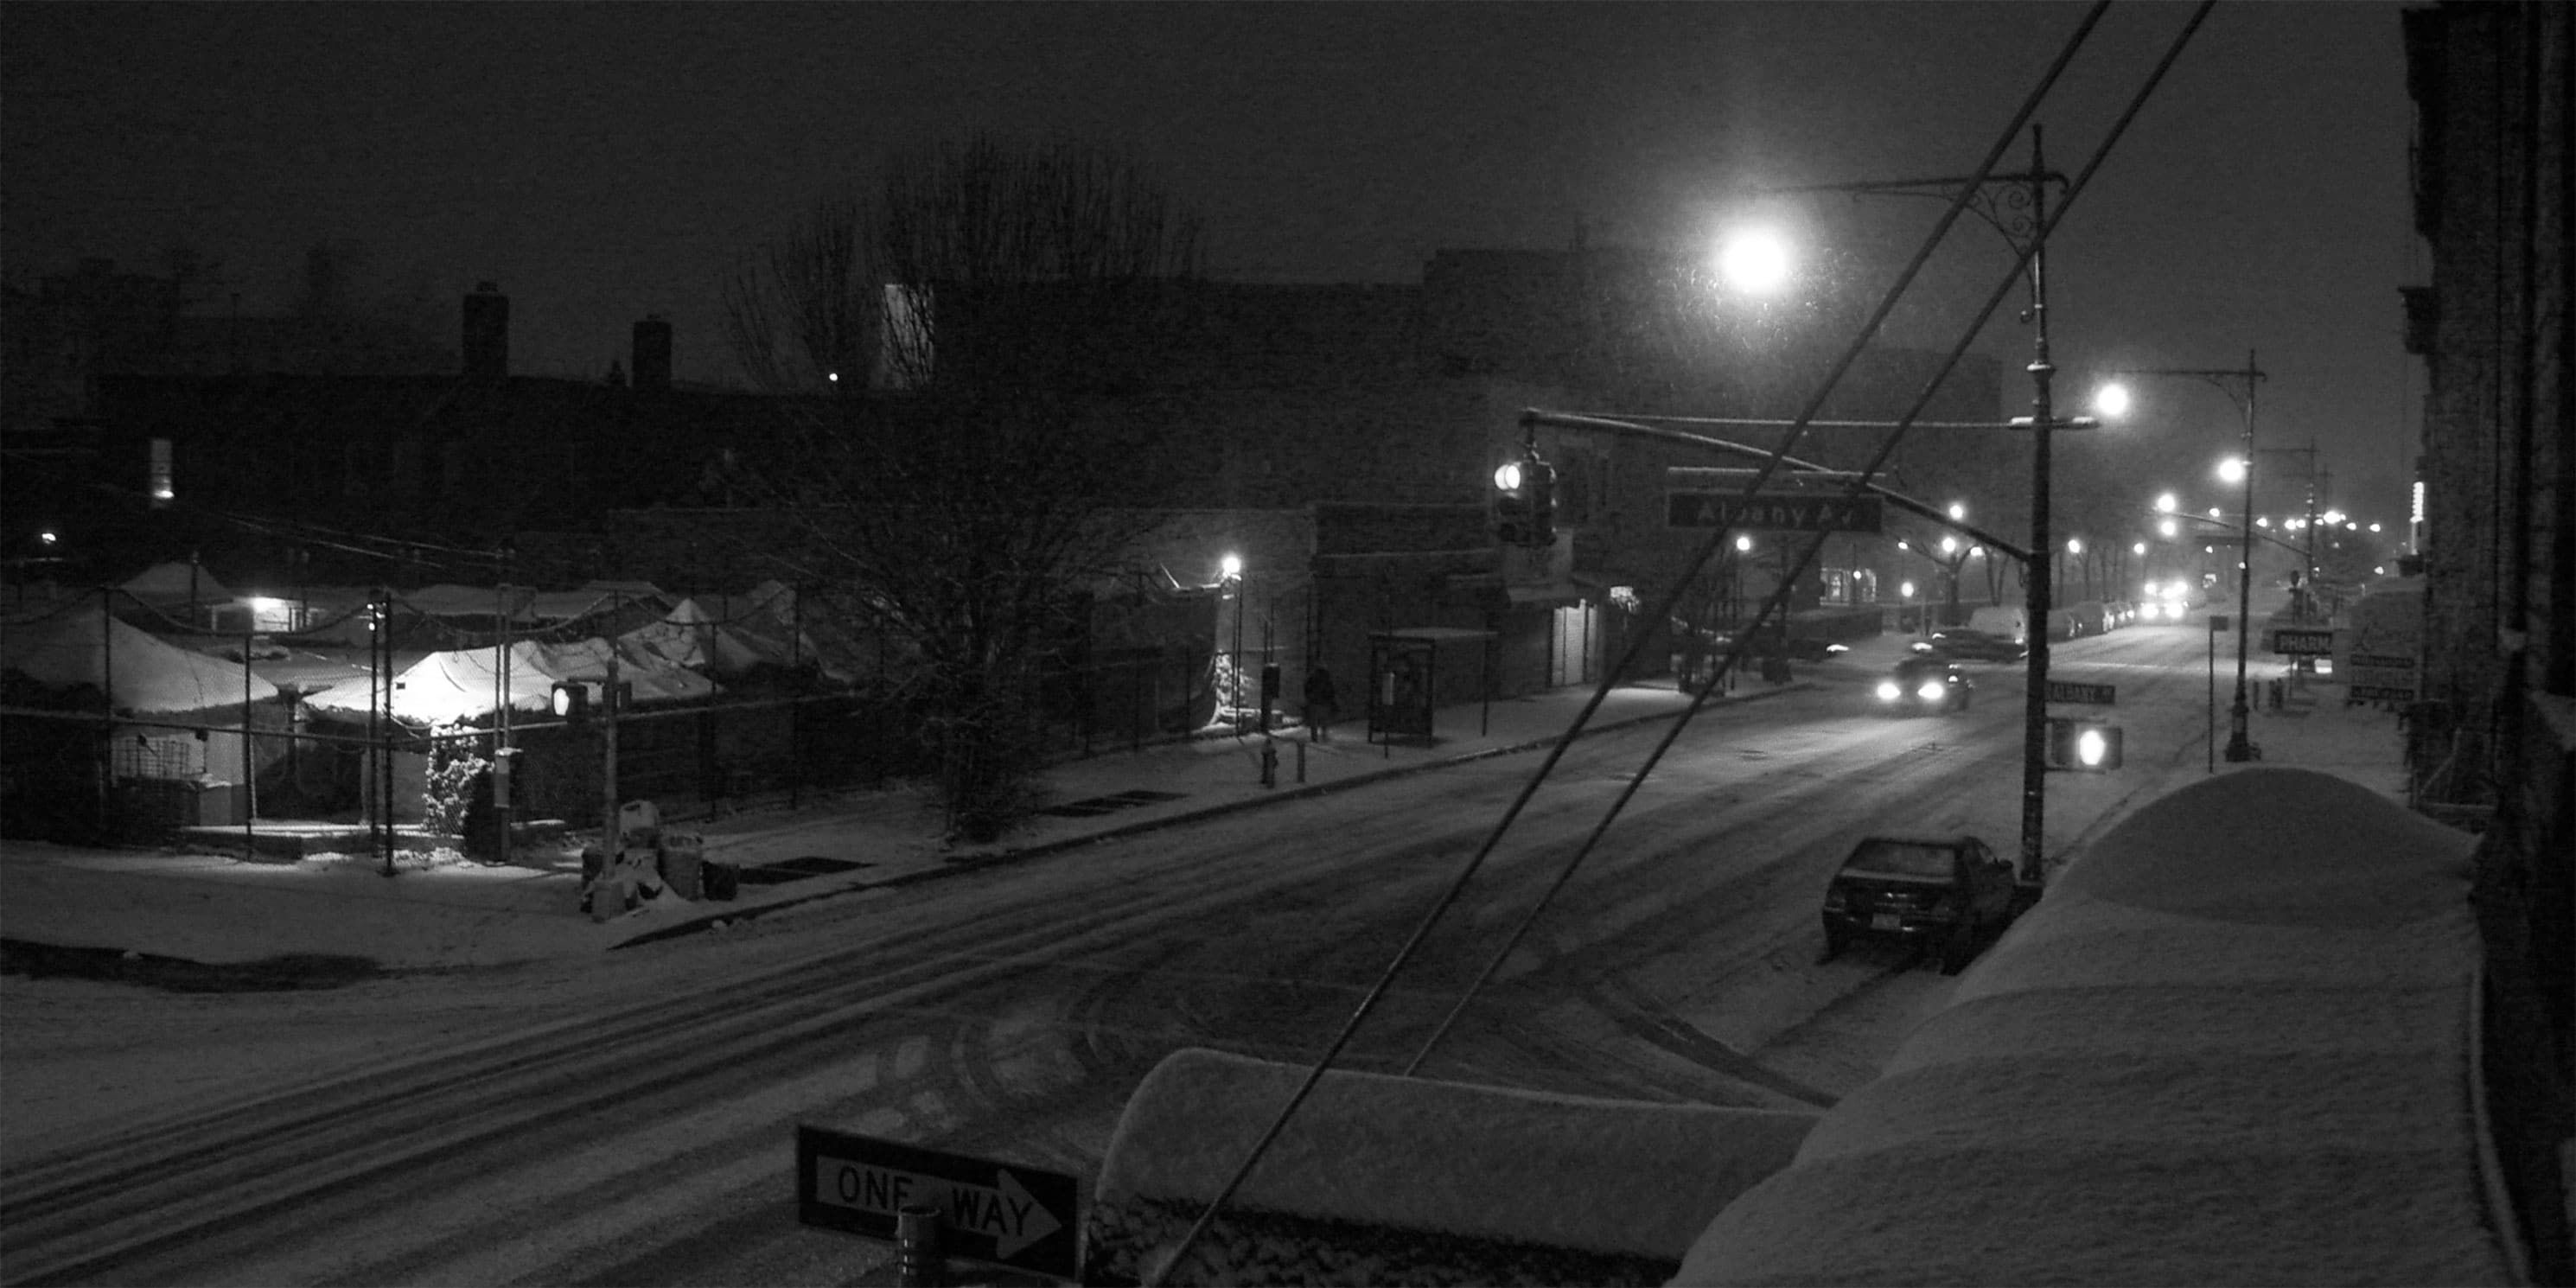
[2155,492,2177,513]
[2097,353,2268,762]
[1221,554,1246,730]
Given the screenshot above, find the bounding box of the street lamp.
[1716,227,1795,296]
[1774,126,2074,882]
[1221,554,1245,729]
[2095,352,2268,762]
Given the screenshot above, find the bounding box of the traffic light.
[1492,450,1557,549]
[552,680,591,726]
[1493,461,1533,546]
[1523,457,1557,548]
[2046,717,2124,771]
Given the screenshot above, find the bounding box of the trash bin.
[659,833,705,900]
[702,861,739,902]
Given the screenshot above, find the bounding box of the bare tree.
[724,135,1203,842]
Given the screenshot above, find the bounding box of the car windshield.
[1843,839,1958,879]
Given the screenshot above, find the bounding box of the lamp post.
[1771,125,2073,882]
[1221,554,1245,730]
[2094,351,2267,761]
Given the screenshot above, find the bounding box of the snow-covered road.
[3,625,2233,1285]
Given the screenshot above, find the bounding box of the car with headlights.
[1820,833,2020,973]
[1920,628,2026,663]
[1877,656,1973,713]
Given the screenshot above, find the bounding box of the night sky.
[4,2,2420,523]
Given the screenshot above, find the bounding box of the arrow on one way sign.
[796,1126,1080,1277]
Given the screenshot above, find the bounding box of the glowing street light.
[1716,228,1794,295]
[2095,353,2267,762]
[2155,492,2177,514]
[2091,382,2132,419]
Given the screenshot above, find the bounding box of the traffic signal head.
[552,680,591,725]
[1493,460,1533,546]
[2046,717,2123,771]
[1523,458,1557,548]
[1493,451,1556,549]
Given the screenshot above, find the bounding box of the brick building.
[2401,3,2572,1276]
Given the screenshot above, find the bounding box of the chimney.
[632,314,673,392]
[462,282,508,383]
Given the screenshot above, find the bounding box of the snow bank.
[1086,1047,1818,1285]
[1675,768,2514,1286]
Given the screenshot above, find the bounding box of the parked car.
[1876,656,1973,713]
[1921,628,2027,663]
[1820,833,2021,973]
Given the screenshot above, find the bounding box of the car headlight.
[1918,681,1948,702]
[1876,681,1902,702]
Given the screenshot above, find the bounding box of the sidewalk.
[0,627,2416,973]
[0,654,1808,972]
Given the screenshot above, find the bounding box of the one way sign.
[797,1125,1081,1278]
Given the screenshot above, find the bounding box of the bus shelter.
[1365,628,1495,752]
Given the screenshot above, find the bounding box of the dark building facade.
[2402,3,2572,1278]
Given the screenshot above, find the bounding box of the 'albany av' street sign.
[797,1126,1081,1279]
[1667,492,1884,533]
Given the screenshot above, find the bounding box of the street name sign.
[1666,492,1884,533]
[2273,628,2337,656]
[2044,679,2117,705]
[796,1125,1080,1279]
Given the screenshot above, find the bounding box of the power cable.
[1407,1,2218,1072]
[1145,6,2120,1280]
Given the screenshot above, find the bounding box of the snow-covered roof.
[116,560,233,609]
[1087,1048,1819,1285]
[302,636,717,724]
[1675,768,2513,1286]
[2,607,279,714]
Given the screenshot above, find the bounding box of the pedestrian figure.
[1304,663,1338,742]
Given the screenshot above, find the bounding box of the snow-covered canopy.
[3,609,278,714]
[303,637,717,724]
[116,560,233,611]
[1086,1048,1817,1285]
[1675,768,2509,1286]
[694,581,858,681]
[618,599,774,676]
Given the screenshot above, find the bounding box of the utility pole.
[602,594,623,859]
[1769,125,2076,883]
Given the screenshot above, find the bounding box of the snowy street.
[2,622,2389,1285]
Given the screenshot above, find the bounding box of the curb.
[614,681,1813,950]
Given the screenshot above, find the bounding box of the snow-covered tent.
[3,608,277,714]
[399,583,526,621]
[618,599,773,676]
[116,560,233,615]
[530,582,671,627]
[696,580,864,682]
[302,636,717,725]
